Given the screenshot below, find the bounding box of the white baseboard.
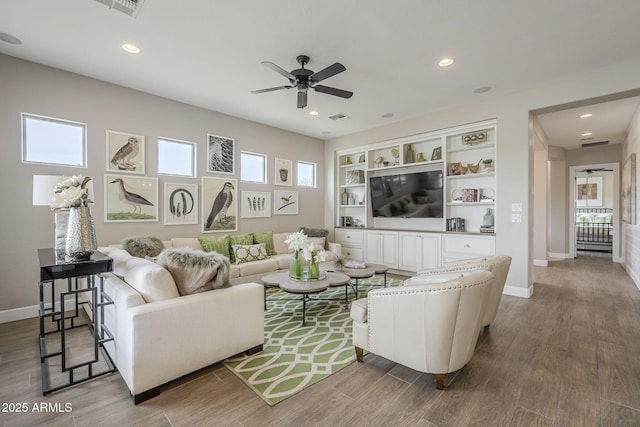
[503,284,533,298]
[0,305,38,324]
[533,259,548,267]
[547,252,571,259]
[624,263,640,291]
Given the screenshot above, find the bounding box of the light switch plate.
[512,203,522,212]
[512,214,522,223]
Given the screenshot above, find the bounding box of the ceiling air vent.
[328,113,351,121]
[94,0,145,17]
[581,140,609,148]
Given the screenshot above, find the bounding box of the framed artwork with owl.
[164,182,198,225]
[201,177,238,233]
[207,134,235,175]
[106,130,145,174]
[273,190,298,215]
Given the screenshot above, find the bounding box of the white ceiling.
[1,0,640,141]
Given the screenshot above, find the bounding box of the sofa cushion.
[307,237,326,250]
[273,232,293,255]
[231,243,268,264]
[124,258,180,303]
[99,247,133,278]
[229,233,254,263]
[157,248,231,296]
[351,298,368,323]
[273,253,291,270]
[171,237,204,251]
[253,230,276,256]
[198,235,230,258]
[237,257,280,277]
[300,227,329,238]
[122,236,165,258]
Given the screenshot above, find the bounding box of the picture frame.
[448,162,460,176]
[622,153,636,224]
[273,190,298,215]
[201,177,238,232]
[431,146,442,161]
[164,182,198,225]
[241,191,271,218]
[275,158,293,186]
[576,176,602,207]
[207,134,235,175]
[105,130,145,174]
[104,174,158,222]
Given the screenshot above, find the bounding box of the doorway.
[568,162,621,262]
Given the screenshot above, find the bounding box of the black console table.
[37,248,116,394]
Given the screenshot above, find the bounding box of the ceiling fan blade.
[310,62,346,83]
[251,86,293,94]
[297,91,307,109]
[261,61,295,80]
[313,85,353,99]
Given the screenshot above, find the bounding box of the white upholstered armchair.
[406,255,512,328]
[350,270,494,390]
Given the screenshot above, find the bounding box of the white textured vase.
[65,206,97,261]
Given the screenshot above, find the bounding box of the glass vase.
[289,250,304,279]
[308,257,320,279]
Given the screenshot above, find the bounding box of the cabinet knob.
[464,244,470,248]
[347,236,351,239]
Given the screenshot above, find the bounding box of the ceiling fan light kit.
[251,55,353,109]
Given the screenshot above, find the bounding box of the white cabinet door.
[364,231,382,264]
[399,232,441,272]
[381,232,398,268]
[364,230,398,268]
[442,234,495,262]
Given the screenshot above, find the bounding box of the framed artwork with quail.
[275,158,293,186]
[106,130,145,174]
[273,190,298,215]
[201,177,238,232]
[164,182,198,225]
[241,191,271,218]
[104,174,158,222]
[207,134,235,175]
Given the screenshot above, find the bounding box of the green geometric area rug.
[223,275,403,405]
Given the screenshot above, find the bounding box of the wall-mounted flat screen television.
[369,170,443,218]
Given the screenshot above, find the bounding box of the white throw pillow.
[231,243,268,265]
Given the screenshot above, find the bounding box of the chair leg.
[355,346,364,362]
[435,373,445,390]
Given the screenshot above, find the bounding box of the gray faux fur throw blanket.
[157,248,231,296]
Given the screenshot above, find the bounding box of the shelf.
[340,204,366,208]
[340,183,366,188]
[368,159,443,172]
[447,202,495,206]
[340,162,367,169]
[447,172,495,180]
[447,143,495,154]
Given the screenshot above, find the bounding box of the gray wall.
[0,54,325,315]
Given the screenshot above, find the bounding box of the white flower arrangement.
[303,243,327,264]
[285,231,307,252]
[51,175,93,209]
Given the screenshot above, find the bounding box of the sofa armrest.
[118,282,264,395]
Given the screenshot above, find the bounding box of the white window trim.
[21,113,87,168]
[297,160,317,188]
[157,136,197,178]
[240,151,267,184]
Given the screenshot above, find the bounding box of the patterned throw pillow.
[123,236,165,258]
[231,243,268,264]
[300,227,329,238]
[307,237,326,250]
[253,230,276,256]
[197,235,231,259]
[229,233,254,263]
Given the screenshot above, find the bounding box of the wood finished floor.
[2,252,640,426]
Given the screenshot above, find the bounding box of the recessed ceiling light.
[438,58,454,67]
[580,113,593,119]
[581,132,593,137]
[321,131,332,135]
[381,113,394,118]
[474,86,492,94]
[309,111,319,116]
[0,31,22,45]
[122,43,140,54]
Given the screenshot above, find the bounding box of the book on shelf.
[480,225,495,233]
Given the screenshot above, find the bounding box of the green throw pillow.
[228,233,254,263]
[231,243,268,265]
[253,230,276,256]
[198,235,231,259]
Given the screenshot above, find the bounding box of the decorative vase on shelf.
[406,144,414,163]
[65,206,97,261]
[483,208,494,227]
[289,250,304,279]
[341,188,349,206]
[308,257,320,279]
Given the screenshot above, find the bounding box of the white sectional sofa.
[97,231,340,403]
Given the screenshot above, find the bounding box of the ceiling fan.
[251,55,353,109]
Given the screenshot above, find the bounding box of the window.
[240,151,266,183]
[22,113,87,167]
[297,161,316,187]
[157,137,196,177]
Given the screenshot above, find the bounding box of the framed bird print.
[164,182,198,225]
[106,130,145,174]
[201,177,238,232]
[273,190,298,215]
[241,191,271,218]
[207,134,235,175]
[275,158,293,186]
[104,174,158,222]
